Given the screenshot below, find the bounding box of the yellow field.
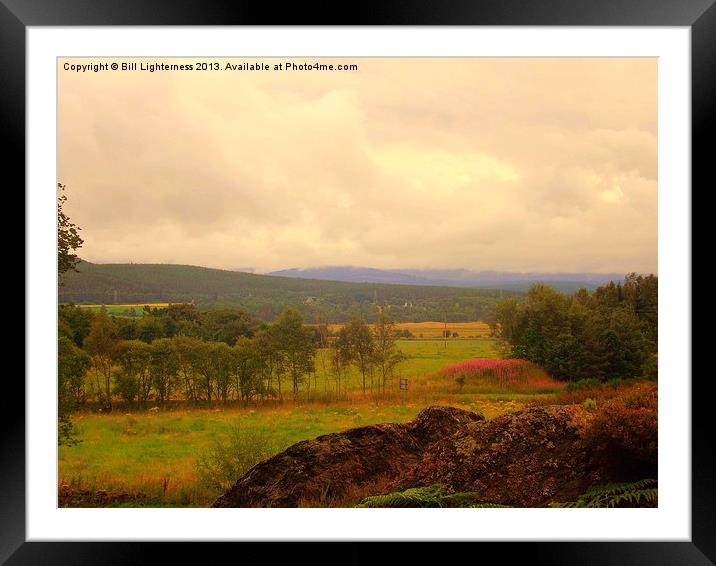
[324,321,491,339]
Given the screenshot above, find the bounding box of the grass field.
[70,303,186,316]
[59,335,564,507]
[59,396,530,507]
[323,320,492,339]
[307,337,501,398]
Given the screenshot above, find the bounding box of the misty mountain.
[268,266,625,289]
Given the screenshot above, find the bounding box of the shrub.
[642,352,658,381]
[395,329,414,339]
[531,380,657,408]
[113,369,140,404]
[566,378,602,392]
[195,424,278,494]
[58,414,81,446]
[579,385,658,477]
[606,377,636,389]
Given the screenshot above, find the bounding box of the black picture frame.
[7,1,707,563]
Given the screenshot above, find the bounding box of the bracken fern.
[550,478,658,508]
[356,484,508,508]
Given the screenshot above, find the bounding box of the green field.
[60,395,528,507]
[73,303,181,317]
[308,337,501,397]
[59,337,561,507]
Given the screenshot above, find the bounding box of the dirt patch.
[213,404,656,508]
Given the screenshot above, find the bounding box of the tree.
[332,326,352,395]
[489,277,657,382]
[114,317,139,341]
[254,327,284,400]
[57,183,84,278]
[233,337,263,404]
[57,183,86,440]
[314,318,333,395]
[273,309,316,400]
[137,316,165,343]
[372,311,405,392]
[58,337,91,444]
[113,340,152,405]
[488,297,520,342]
[207,342,234,403]
[337,317,376,394]
[58,304,94,347]
[171,335,205,403]
[192,340,215,404]
[83,306,119,409]
[199,308,257,345]
[149,338,178,404]
[600,309,649,380]
[622,273,658,347]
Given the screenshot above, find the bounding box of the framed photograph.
[10,0,707,563]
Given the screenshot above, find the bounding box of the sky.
[58,57,657,274]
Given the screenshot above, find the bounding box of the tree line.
[60,303,261,349]
[57,260,519,323]
[488,274,658,382]
[58,306,406,412]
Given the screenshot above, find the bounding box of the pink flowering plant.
[441,358,563,391]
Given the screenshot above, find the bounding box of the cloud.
[601,185,624,204]
[58,57,657,274]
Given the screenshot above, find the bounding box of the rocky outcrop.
[213,405,656,508]
[212,406,482,507]
[397,405,606,507]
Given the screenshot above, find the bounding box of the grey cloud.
[59,57,657,274]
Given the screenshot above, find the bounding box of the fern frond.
[356,484,506,508]
[551,479,657,508]
[356,484,447,508]
[441,491,483,507]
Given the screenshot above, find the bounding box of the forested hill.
[58,261,523,323]
[269,266,619,289]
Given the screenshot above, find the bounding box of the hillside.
[58,261,523,323]
[269,266,619,290]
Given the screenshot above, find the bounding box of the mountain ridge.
[268,266,625,288]
[58,261,639,323]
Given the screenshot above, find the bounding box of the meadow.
[59,335,564,507]
[74,303,179,317]
[322,320,492,340]
[308,335,500,397]
[60,398,528,507]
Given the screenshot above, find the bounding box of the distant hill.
[269,266,432,286]
[268,266,621,290]
[59,261,528,323]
